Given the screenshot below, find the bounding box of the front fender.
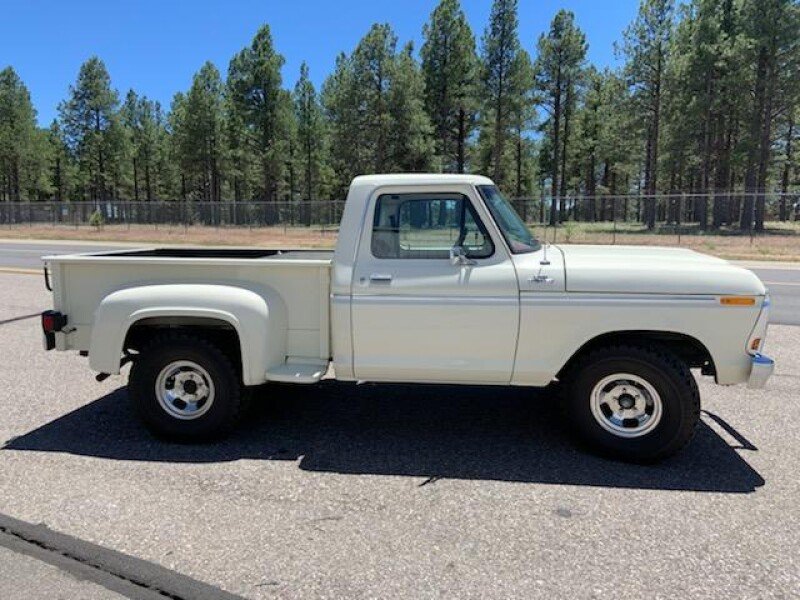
[89,284,287,385]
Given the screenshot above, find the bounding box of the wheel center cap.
[183,380,198,395]
[618,394,635,409]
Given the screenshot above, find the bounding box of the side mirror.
[450,245,476,266]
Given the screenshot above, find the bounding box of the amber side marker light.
[720,296,757,306]
[750,338,762,351]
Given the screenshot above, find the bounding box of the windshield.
[477,185,540,254]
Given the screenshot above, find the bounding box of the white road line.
[0,268,39,275]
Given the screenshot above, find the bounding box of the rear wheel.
[128,333,243,441]
[563,344,700,462]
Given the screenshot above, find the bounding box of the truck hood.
[555,245,766,296]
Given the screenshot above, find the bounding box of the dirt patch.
[0,224,339,249]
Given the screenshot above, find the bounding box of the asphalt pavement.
[0,543,126,600]
[1,239,797,325]
[0,240,126,269]
[0,271,798,599]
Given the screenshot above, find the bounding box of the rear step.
[265,360,328,384]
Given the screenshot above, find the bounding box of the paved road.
[0,240,125,269]
[0,511,243,599]
[754,266,800,326]
[0,272,799,599]
[1,239,797,325]
[0,543,125,600]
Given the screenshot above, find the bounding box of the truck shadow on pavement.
[4,380,764,493]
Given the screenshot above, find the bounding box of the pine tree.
[352,23,397,173]
[738,0,800,230]
[508,49,537,197]
[480,0,521,188]
[293,62,328,201]
[46,120,74,203]
[321,52,360,195]
[227,24,290,201]
[622,0,674,229]
[171,62,226,202]
[420,0,479,172]
[574,67,603,218]
[0,66,48,201]
[58,57,121,205]
[777,104,798,220]
[322,23,433,188]
[121,90,142,201]
[534,9,587,223]
[388,42,434,172]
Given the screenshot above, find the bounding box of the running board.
[265,361,328,384]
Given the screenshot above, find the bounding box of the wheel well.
[557,331,716,379]
[124,317,243,376]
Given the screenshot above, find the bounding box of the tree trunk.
[133,157,139,202]
[559,78,572,222]
[647,50,662,230]
[700,73,713,231]
[145,151,153,202]
[456,107,466,174]
[492,22,507,185]
[780,117,794,221]
[549,61,562,226]
[306,131,313,201]
[741,46,768,230]
[515,124,523,197]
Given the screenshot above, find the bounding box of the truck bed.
[44,247,333,364]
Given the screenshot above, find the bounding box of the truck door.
[350,185,519,383]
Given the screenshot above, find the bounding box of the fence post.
[678,193,683,246]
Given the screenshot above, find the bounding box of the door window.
[371,193,494,259]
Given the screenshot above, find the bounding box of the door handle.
[529,275,554,284]
[369,274,393,283]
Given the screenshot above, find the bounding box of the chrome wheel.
[155,360,215,420]
[589,373,663,438]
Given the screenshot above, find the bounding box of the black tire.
[563,344,700,462]
[128,333,243,441]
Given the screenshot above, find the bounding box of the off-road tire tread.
[128,332,243,441]
[562,343,700,462]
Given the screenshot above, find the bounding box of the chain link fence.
[1,193,798,240]
[0,200,348,230]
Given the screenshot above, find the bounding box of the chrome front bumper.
[747,353,775,389]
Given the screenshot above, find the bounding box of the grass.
[2,219,800,262]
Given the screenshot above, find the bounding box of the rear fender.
[89,284,287,385]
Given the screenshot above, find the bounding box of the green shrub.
[89,209,104,229]
[563,219,578,243]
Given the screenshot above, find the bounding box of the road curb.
[0,512,245,600]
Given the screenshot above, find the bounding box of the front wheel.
[563,344,700,462]
[128,333,243,441]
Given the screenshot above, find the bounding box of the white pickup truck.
[41,174,774,461]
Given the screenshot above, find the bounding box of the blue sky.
[2,0,638,126]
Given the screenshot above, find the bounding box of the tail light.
[41,310,67,333]
[41,311,67,351]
